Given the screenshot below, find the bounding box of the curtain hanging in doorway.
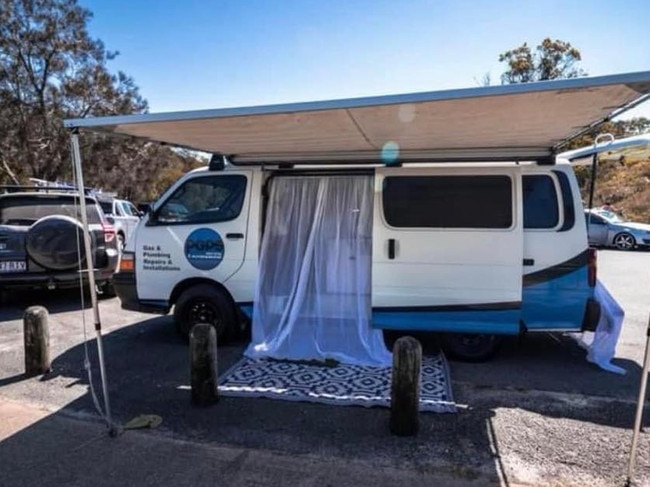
[245,175,391,366]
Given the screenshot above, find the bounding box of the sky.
[81,0,650,119]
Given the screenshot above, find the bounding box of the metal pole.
[587,153,598,212]
[626,316,650,485]
[70,130,116,436]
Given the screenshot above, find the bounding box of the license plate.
[0,261,27,273]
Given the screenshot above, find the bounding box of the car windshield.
[597,210,625,223]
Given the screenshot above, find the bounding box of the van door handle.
[388,239,396,260]
[523,258,535,266]
[226,233,244,240]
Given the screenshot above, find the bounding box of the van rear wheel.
[441,333,502,362]
[174,284,235,341]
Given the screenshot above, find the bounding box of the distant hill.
[575,146,650,223]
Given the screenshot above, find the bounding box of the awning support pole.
[626,315,650,486]
[587,153,598,212]
[70,130,116,436]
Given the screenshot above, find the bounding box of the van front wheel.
[441,333,502,362]
[174,284,235,341]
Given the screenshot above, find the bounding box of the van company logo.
[184,228,224,270]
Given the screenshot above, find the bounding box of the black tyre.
[613,232,636,251]
[26,215,88,270]
[173,284,235,341]
[97,280,117,299]
[441,333,502,362]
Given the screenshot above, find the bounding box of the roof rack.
[0,185,95,196]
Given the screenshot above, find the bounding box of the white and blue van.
[63,72,650,360]
[111,157,599,360]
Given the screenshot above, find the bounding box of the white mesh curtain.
[245,175,391,366]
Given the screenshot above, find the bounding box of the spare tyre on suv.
[0,190,119,296]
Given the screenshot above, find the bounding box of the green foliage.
[499,38,586,84]
[0,0,199,203]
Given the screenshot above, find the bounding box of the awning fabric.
[63,71,650,163]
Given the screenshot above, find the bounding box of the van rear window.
[522,175,559,229]
[382,175,512,229]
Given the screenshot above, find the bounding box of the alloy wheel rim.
[615,234,634,250]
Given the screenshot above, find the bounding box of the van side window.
[522,175,559,229]
[157,175,247,224]
[382,176,512,228]
[553,171,575,232]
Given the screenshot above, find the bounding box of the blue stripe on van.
[523,250,588,286]
[522,265,592,330]
[238,261,592,335]
[371,308,521,334]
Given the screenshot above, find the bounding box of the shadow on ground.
[0,288,93,322]
[0,294,646,486]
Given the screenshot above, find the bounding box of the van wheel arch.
[170,278,238,341]
[441,333,503,362]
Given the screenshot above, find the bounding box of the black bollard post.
[390,336,422,436]
[23,306,51,376]
[190,323,219,406]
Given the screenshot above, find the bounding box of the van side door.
[372,167,523,334]
[135,171,251,303]
[521,167,591,330]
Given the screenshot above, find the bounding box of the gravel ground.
[1,249,650,486]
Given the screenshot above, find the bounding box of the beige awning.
[64,71,650,164]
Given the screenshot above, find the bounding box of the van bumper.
[581,297,601,332]
[113,271,169,315]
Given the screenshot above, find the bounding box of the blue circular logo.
[184,228,224,270]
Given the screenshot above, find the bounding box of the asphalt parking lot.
[1,249,650,486]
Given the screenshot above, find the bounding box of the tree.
[499,38,586,84]
[0,0,196,201]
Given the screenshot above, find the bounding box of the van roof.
[64,71,650,165]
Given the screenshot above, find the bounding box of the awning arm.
[558,133,650,162]
[553,93,650,153]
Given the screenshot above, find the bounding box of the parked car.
[95,196,141,250]
[0,188,119,295]
[585,209,650,250]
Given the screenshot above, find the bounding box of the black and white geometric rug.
[218,354,456,413]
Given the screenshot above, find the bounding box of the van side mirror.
[105,215,115,225]
[146,210,158,226]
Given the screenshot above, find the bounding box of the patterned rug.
[218,354,456,413]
